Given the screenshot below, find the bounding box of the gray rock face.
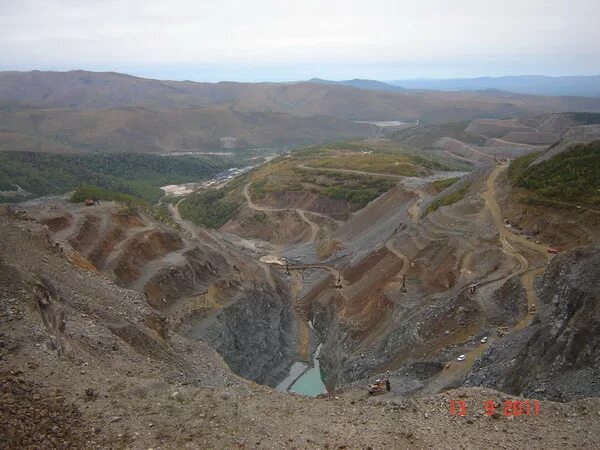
[531,130,600,165]
[184,287,299,388]
[488,275,527,327]
[465,245,600,401]
[315,286,477,390]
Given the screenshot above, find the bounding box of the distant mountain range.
[2,70,600,154]
[307,78,405,92]
[308,75,600,97]
[386,75,600,97]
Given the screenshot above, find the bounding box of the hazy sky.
[1,0,599,81]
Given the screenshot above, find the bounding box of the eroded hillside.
[21,199,301,388]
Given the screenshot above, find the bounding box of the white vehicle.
[457,354,466,362]
[480,336,488,344]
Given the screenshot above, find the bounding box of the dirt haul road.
[168,200,227,253]
[482,164,552,313]
[169,198,278,288]
[297,164,406,179]
[243,182,328,244]
[423,163,553,393]
[267,262,344,284]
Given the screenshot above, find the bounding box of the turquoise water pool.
[289,366,326,396]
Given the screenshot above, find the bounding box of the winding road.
[422,163,552,393]
[266,261,344,283]
[297,164,406,179]
[482,164,552,329]
[169,197,277,289]
[243,182,327,244]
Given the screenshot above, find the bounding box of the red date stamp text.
[450,399,540,417]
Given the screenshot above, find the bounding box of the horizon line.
[1,68,600,85]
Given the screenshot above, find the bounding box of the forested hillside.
[509,141,600,206]
[0,152,234,202]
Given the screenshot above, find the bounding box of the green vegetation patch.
[321,176,395,208]
[427,183,471,214]
[249,212,268,224]
[291,146,328,157]
[406,155,452,171]
[71,186,145,206]
[430,177,460,193]
[298,139,467,172]
[507,151,541,183]
[0,152,233,203]
[308,153,419,176]
[510,141,600,206]
[293,167,395,208]
[249,177,302,200]
[249,179,268,199]
[569,112,600,125]
[179,190,240,229]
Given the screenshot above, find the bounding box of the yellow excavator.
[367,377,391,395]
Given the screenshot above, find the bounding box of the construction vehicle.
[334,276,343,289]
[367,377,391,395]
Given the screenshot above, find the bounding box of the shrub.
[430,177,459,193]
[507,151,540,183]
[427,183,471,213]
[179,190,240,229]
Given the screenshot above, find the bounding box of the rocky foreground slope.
[2,203,600,448]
